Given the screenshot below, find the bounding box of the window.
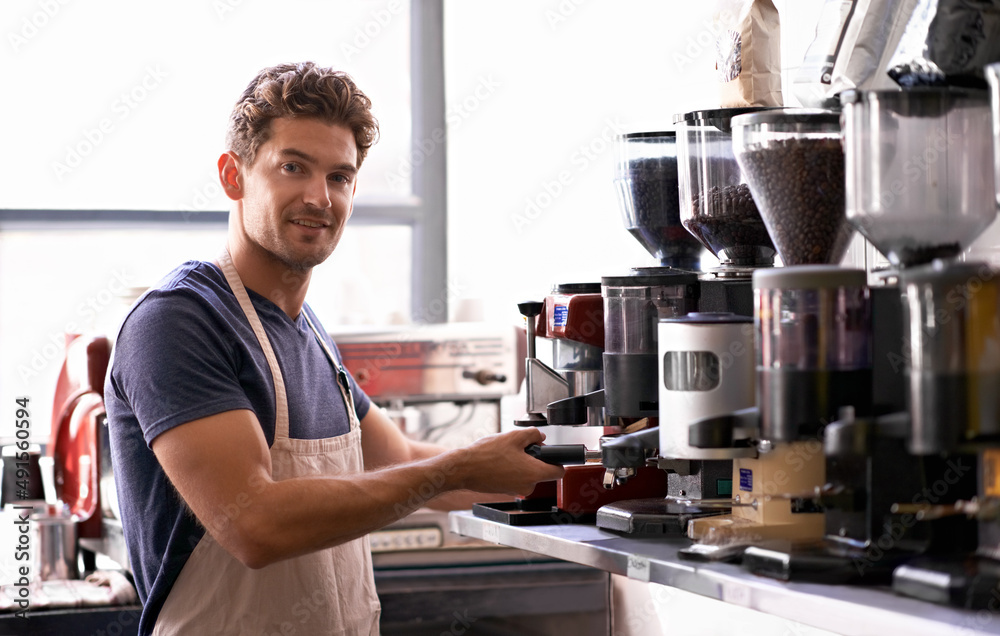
[0,0,446,440]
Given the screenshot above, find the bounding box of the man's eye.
[330,174,349,183]
[282,163,301,173]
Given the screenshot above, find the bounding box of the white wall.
[444,0,827,325]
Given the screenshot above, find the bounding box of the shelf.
[449,510,998,636]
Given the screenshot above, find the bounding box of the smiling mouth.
[291,219,327,229]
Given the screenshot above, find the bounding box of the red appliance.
[50,333,110,540]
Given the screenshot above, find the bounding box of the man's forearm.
[224,450,470,568]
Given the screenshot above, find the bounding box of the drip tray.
[743,539,919,585]
[893,554,1000,608]
[596,497,729,536]
[473,500,595,526]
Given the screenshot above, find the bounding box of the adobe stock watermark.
[261,588,331,636]
[17,268,132,383]
[848,127,961,238]
[178,176,226,218]
[886,262,997,374]
[544,0,588,30]
[671,9,733,71]
[412,276,468,325]
[952,585,1000,636]
[620,583,677,634]
[8,0,72,54]
[51,65,169,181]
[510,117,626,233]
[385,75,501,192]
[340,0,405,61]
[212,0,251,20]
[851,455,972,577]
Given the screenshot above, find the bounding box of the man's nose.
[302,176,331,209]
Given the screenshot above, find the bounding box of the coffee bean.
[737,137,853,265]
[684,183,776,267]
[619,156,704,269]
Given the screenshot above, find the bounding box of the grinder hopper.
[614,131,704,270]
[732,109,853,266]
[840,88,997,268]
[675,108,778,277]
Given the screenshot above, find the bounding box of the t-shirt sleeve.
[110,289,256,447]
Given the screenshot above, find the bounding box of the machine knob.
[517,301,543,318]
[462,369,508,385]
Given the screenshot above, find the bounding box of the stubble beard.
[264,234,335,273]
[248,218,339,274]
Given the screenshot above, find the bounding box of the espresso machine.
[885,77,1000,607]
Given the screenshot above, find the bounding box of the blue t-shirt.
[104,260,371,636]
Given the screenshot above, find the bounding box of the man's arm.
[151,408,563,570]
[359,404,520,510]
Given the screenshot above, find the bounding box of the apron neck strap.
[301,310,360,433]
[217,249,291,441]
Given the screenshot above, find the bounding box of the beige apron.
[153,250,381,636]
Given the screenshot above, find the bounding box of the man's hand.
[445,427,566,496]
[359,406,564,506]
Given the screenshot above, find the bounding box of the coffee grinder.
[514,284,605,429]
[886,77,1000,608]
[595,311,756,536]
[681,110,876,551]
[593,114,786,537]
[473,285,640,526]
[531,130,707,432]
[477,130,724,526]
[475,131,709,524]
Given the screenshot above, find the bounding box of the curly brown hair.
[226,62,379,168]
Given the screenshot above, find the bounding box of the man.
[105,61,564,636]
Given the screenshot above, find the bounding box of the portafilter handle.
[517,301,543,360]
[524,444,600,466]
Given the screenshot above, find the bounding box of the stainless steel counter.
[449,510,1000,636]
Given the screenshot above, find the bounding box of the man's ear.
[218,152,244,201]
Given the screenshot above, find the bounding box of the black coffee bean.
[738,137,852,266]
[684,183,776,267]
[620,156,704,268]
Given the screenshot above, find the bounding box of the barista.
[104,61,564,636]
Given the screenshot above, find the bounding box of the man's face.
[236,117,359,272]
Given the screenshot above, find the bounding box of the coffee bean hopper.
[675,108,777,278]
[614,131,704,270]
[887,75,1000,608]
